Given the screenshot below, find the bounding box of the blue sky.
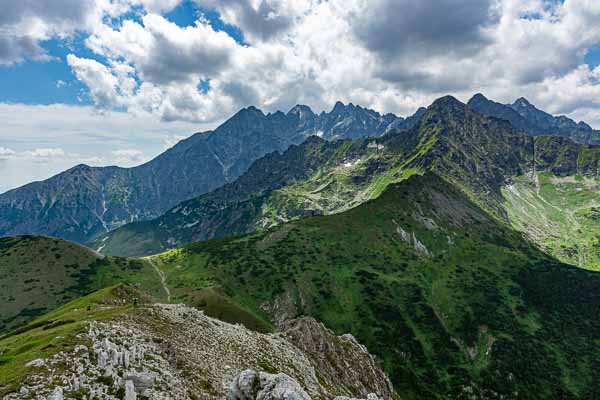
[0,1,242,106]
[1,0,600,194]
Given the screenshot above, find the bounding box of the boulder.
[229,369,310,400]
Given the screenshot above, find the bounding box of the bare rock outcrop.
[280,317,395,400]
[6,304,397,400]
[228,369,311,400]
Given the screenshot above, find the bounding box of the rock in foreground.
[6,304,397,400]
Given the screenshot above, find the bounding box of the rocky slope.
[1,290,396,400]
[468,93,600,145]
[0,103,417,244]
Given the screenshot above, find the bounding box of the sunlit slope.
[503,172,600,270]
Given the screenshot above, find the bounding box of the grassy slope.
[151,173,600,399]
[502,172,600,271]
[0,236,164,333]
[0,285,138,396]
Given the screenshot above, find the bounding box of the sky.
[1,0,600,193]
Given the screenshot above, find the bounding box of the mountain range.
[0,102,421,244]
[92,97,600,267]
[1,94,600,399]
[3,94,598,247]
[468,93,600,144]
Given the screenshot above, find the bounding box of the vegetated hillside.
[96,95,516,257]
[97,96,600,263]
[94,133,420,257]
[150,172,600,399]
[0,285,396,400]
[0,102,417,244]
[0,236,164,333]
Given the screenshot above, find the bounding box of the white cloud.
[67,54,123,107]
[58,0,600,125]
[111,148,146,164]
[0,147,16,159]
[24,147,66,160]
[192,0,314,42]
[5,0,600,192]
[3,0,600,125]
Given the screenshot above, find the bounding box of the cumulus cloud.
[86,14,239,85]
[0,0,99,64]
[67,54,123,107]
[23,148,67,163]
[4,0,600,194]
[56,0,599,125]
[352,0,497,60]
[193,0,313,42]
[3,0,600,124]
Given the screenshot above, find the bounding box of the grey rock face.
[50,387,63,400]
[7,304,397,400]
[229,369,384,400]
[125,380,137,400]
[280,318,395,400]
[228,369,310,400]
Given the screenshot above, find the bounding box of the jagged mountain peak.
[227,105,267,122]
[332,100,346,112]
[429,95,465,109]
[578,120,593,131]
[66,163,93,173]
[413,106,428,116]
[287,104,315,119]
[425,96,467,119]
[469,92,489,102]
[512,96,533,108]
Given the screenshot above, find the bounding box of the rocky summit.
[4,301,395,400]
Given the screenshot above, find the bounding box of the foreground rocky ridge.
[6,303,395,400]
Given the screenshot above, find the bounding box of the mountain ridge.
[96,95,600,258]
[0,102,417,244]
[468,93,600,145]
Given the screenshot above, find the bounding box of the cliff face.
[5,304,397,400]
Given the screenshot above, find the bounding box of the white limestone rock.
[229,369,311,400]
[125,380,137,400]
